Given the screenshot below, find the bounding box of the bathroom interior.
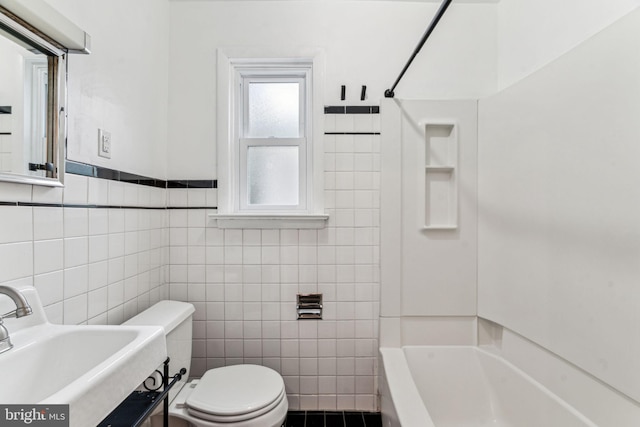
[0,0,639,426]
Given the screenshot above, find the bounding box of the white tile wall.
[0,112,380,412]
[168,112,381,411]
[0,178,169,326]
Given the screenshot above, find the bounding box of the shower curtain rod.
[384,0,453,98]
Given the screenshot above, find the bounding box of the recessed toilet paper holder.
[297,293,323,320]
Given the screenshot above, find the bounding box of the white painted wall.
[45,0,170,179]
[497,0,640,89]
[478,7,640,403]
[1,0,170,333]
[168,0,497,179]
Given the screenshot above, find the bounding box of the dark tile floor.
[285,411,382,427]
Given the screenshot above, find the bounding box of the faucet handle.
[0,318,13,354]
[2,306,32,318]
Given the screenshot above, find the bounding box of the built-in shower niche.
[424,123,457,229]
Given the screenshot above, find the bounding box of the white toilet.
[125,300,288,427]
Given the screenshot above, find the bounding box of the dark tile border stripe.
[66,160,167,188]
[0,161,219,210]
[167,180,217,189]
[0,106,11,114]
[0,132,11,135]
[324,105,379,114]
[65,160,216,189]
[0,201,217,210]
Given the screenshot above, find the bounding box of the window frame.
[215,49,327,228]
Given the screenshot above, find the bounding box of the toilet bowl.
[170,365,288,427]
[124,301,288,427]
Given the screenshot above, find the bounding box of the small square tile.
[33,185,63,205]
[63,174,88,204]
[318,395,337,411]
[34,239,63,275]
[344,412,365,427]
[285,412,305,427]
[335,114,354,132]
[306,411,325,427]
[0,181,31,203]
[0,206,32,244]
[325,412,344,427]
[363,413,382,427]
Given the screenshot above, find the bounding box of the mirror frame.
[0,6,66,187]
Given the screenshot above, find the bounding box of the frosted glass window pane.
[248,82,300,138]
[247,146,299,205]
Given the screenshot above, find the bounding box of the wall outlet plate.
[98,128,111,159]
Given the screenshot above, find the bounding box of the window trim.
[215,48,327,228]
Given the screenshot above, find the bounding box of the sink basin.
[0,287,166,427]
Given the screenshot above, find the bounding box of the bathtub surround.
[478,5,640,411]
[380,99,479,346]
[496,0,640,90]
[379,6,640,427]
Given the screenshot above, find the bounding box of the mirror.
[0,5,68,186]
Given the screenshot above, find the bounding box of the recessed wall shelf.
[423,122,457,230]
[425,165,454,173]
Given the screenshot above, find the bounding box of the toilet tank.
[124,301,195,393]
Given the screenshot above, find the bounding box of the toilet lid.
[186,365,285,418]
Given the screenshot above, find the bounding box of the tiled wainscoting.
[168,107,381,411]
[0,105,381,412]
[0,174,170,324]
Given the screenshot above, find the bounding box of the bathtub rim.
[380,344,601,427]
[379,347,436,427]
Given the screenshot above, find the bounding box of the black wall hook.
[341,85,346,101]
[360,85,367,101]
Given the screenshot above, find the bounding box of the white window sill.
[209,213,329,229]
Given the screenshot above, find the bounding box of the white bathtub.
[379,346,598,427]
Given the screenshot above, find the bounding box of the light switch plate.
[98,128,111,159]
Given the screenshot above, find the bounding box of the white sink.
[0,287,167,427]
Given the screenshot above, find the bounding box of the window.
[215,51,327,229]
[238,71,309,211]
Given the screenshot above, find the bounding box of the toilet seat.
[187,388,286,423]
[173,364,287,425]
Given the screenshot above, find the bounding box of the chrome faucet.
[0,286,33,354]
